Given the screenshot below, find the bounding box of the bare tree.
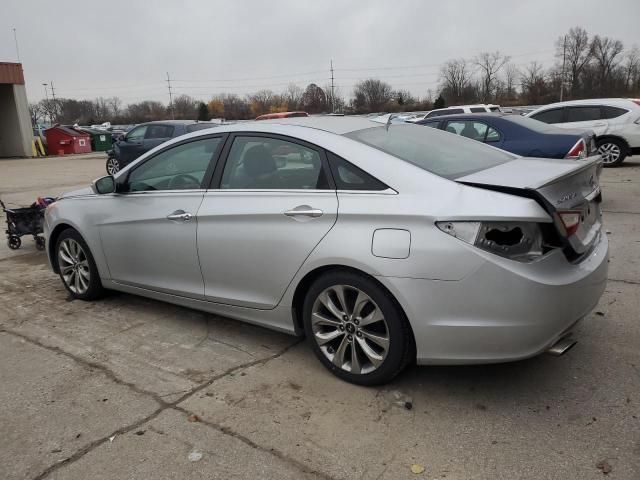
[591,35,625,93]
[172,94,197,119]
[504,63,519,100]
[623,46,640,92]
[520,61,550,104]
[29,103,43,125]
[474,51,511,101]
[352,79,392,113]
[439,59,473,104]
[556,27,593,97]
[284,84,303,110]
[108,96,122,118]
[301,83,328,114]
[248,90,275,116]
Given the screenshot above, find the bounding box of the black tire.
[302,270,414,386]
[8,235,21,250]
[597,138,627,167]
[106,156,120,175]
[55,228,105,300]
[34,236,45,251]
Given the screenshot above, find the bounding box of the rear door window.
[531,108,565,124]
[566,106,602,122]
[220,136,330,190]
[145,124,175,139]
[445,121,489,141]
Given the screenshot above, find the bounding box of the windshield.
[345,124,515,179]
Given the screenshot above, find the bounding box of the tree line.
[30,26,640,126]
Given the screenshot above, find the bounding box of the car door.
[143,124,176,152]
[99,135,225,298]
[197,133,338,309]
[117,125,148,164]
[563,106,608,136]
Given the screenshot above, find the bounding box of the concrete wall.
[0,83,33,157]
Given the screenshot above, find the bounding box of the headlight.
[436,221,545,262]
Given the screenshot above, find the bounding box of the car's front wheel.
[303,270,413,385]
[55,229,104,300]
[597,138,627,167]
[106,156,120,175]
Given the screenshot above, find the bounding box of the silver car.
[44,117,608,385]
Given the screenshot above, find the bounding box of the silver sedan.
[44,117,608,385]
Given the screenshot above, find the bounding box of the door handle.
[166,210,193,222]
[284,206,323,218]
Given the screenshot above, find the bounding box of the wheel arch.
[596,135,631,153]
[47,223,76,273]
[290,264,416,352]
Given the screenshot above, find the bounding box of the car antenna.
[385,114,396,131]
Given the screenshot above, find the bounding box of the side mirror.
[92,175,116,195]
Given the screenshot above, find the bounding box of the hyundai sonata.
[44,117,608,385]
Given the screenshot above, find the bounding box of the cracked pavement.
[0,154,639,479]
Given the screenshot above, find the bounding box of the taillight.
[632,99,640,107]
[566,139,587,159]
[558,211,581,236]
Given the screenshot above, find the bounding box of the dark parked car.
[415,113,597,160]
[106,120,217,174]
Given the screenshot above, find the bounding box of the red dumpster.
[44,125,92,155]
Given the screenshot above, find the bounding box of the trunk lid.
[456,157,603,259]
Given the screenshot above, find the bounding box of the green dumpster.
[75,127,112,152]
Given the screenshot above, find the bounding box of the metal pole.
[560,35,567,102]
[13,28,21,62]
[50,81,58,123]
[166,72,174,119]
[42,83,50,124]
[330,60,335,113]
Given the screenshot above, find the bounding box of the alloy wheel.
[311,285,390,375]
[597,142,621,164]
[58,238,90,294]
[106,157,120,175]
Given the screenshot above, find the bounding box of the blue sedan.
[415,113,596,159]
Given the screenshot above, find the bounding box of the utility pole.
[166,72,175,119]
[560,34,567,102]
[330,60,335,113]
[13,28,20,62]
[50,81,58,123]
[42,83,50,124]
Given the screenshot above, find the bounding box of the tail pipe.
[547,335,577,356]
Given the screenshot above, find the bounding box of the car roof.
[420,112,508,121]
[142,120,215,126]
[258,115,379,134]
[530,98,639,111]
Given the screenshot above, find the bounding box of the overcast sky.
[2,0,639,104]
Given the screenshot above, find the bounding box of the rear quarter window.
[601,106,629,119]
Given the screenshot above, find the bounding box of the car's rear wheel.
[303,270,413,385]
[56,229,104,300]
[597,138,627,167]
[106,156,120,175]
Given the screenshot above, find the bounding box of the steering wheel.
[168,174,200,190]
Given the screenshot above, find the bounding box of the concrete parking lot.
[0,153,638,479]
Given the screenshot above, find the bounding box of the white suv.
[407,104,500,122]
[526,98,640,166]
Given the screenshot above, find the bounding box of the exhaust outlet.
[547,336,577,356]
